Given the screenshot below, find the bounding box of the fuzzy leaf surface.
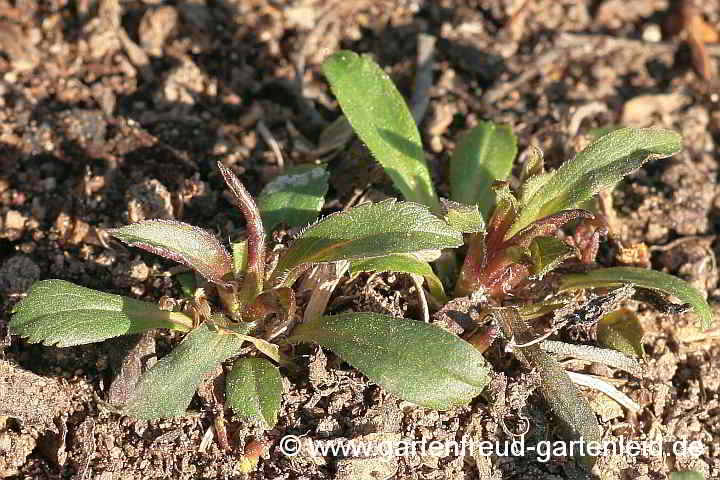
[496,308,601,469]
[323,51,440,212]
[560,267,713,330]
[350,254,446,301]
[288,313,490,409]
[122,321,248,419]
[509,128,682,237]
[226,357,283,428]
[441,200,485,233]
[597,308,645,358]
[10,280,192,347]
[450,121,516,216]
[529,236,575,279]
[272,200,463,284]
[109,220,232,286]
[257,165,329,231]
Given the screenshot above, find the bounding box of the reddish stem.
[218,162,266,303]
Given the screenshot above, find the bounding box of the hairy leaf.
[441,200,485,233]
[109,220,232,286]
[597,308,645,358]
[226,357,283,428]
[272,199,463,285]
[232,241,248,277]
[494,308,601,469]
[123,321,248,419]
[450,121,517,217]
[529,236,575,279]
[257,165,329,231]
[670,472,704,480]
[323,51,440,212]
[288,313,490,409]
[509,128,682,237]
[351,254,446,301]
[10,280,192,347]
[560,267,713,330]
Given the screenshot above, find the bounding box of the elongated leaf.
[323,51,440,212]
[288,313,490,409]
[670,472,704,480]
[122,321,248,419]
[494,308,601,469]
[226,357,283,428]
[529,236,575,279]
[450,121,516,217]
[351,254,446,301]
[441,200,485,233]
[560,267,713,330]
[109,220,232,286]
[597,308,645,358]
[10,280,192,347]
[232,241,248,277]
[509,128,682,237]
[257,165,329,231]
[272,199,463,285]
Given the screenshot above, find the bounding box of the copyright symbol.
[279,435,301,457]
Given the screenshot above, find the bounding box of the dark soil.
[1,1,720,479]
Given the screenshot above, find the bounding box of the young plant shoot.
[322,50,714,467]
[10,161,489,426]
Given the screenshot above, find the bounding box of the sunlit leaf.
[441,200,485,233]
[122,321,248,419]
[494,308,601,469]
[323,51,440,212]
[509,128,682,237]
[257,165,329,231]
[670,472,705,480]
[350,254,446,302]
[226,357,283,428]
[529,236,575,279]
[450,121,516,217]
[597,308,645,358]
[109,220,232,286]
[288,313,490,409]
[10,280,192,347]
[232,241,248,277]
[272,199,463,285]
[560,267,713,330]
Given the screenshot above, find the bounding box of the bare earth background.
[1,1,719,479]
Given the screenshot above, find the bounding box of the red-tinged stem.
[454,233,486,296]
[218,162,266,304]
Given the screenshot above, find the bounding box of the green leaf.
[597,308,645,358]
[109,220,232,286]
[670,472,705,480]
[256,165,329,231]
[272,199,463,285]
[10,280,192,347]
[288,313,490,409]
[226,357,283,428]
[494,308,601,469]
[322,51,440,212]
[175,272,198,298]
[529,236,575,279]
[232,241,248,277]
[350,254,446,302]
[122,321,248,419]
[450,121,517,217]
[509,127,682,237]
[560,267,713,330]
[441,200,485,233]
